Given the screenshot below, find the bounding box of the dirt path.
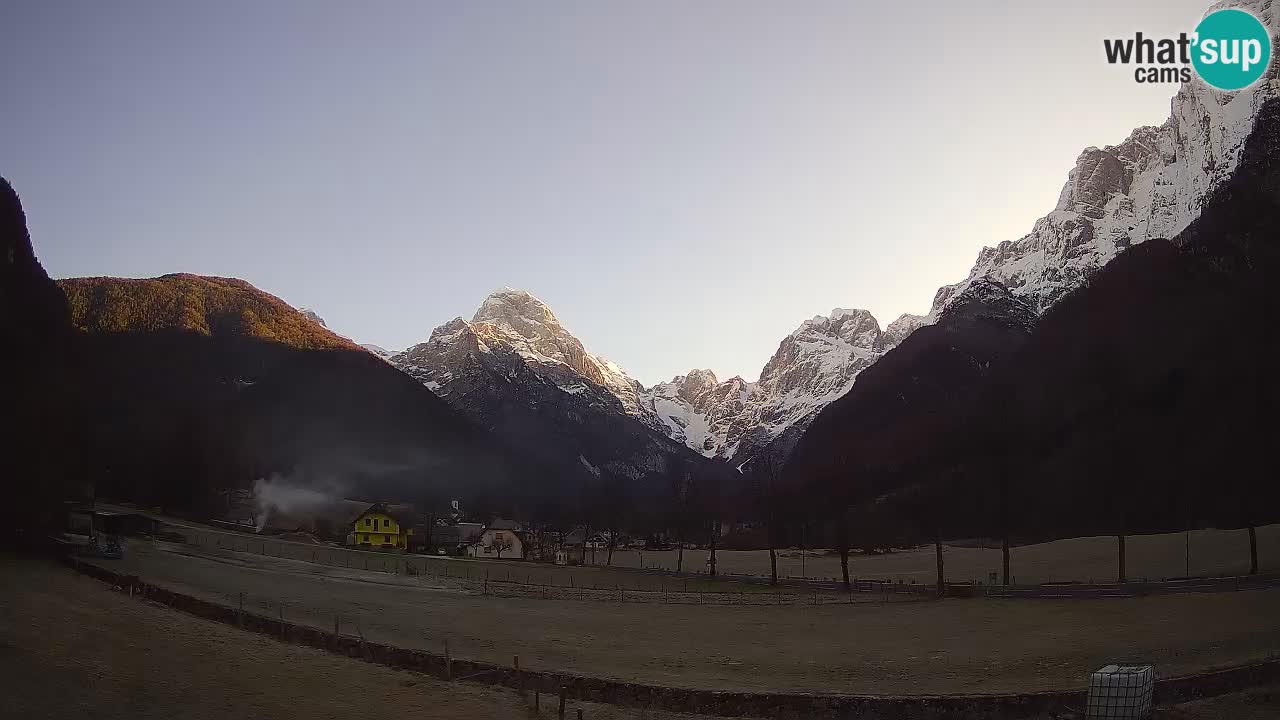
[84,539,1280,696]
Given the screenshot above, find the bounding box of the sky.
[2,0,1212,386]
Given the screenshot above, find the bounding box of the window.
[384,534,390,543]
[383,518,390,528]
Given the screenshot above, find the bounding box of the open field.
[171,516,1280,595]
[78,537,1280,697]
[176,525,857,597]
[596,525,1280,585]
[5,553,1275,719]
[0,553,737,720]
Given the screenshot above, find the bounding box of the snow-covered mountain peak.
[299,308,327,328]
[881,313,927,349]
[360,343,395,359]
[929,2,1278,321]
[396,289,662,433]
[472,287,558,326]
[797,308,883,349]
[386,0,1277,467]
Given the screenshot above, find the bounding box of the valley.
[5,1,1280,717]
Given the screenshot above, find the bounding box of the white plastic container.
[1086,664,1154,719]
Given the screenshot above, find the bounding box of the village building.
[347,502,414,551]
[411,521,483,555]
[468,518,525,559]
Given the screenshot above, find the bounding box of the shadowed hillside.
[55,273,587,516]
[784,98,1280,551]
[1,177,84,534]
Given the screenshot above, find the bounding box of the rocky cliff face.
[2,176,80,531]
[398,289,922,468]
[359,343,395,359]
[392,289,710,489]
[659,0,1280,465]
[639,307,903,464]
[928,0,1278,318]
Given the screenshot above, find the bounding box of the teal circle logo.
[1191,8,1272,91]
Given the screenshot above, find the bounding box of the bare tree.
[669,471,694,574]
[708,518,719,577]
[1249,525,1259,575]
[934,529,945,598]
[835,505,852,592]
[751,454,784,587]
[493,534,513,559]
[1117,533,1127,583]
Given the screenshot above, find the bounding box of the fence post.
[558,686,567,719]
[354,620,369,660]
[515,655,522,695]
[444,640,453,681]
[238,592,244,627]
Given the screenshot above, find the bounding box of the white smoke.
[251,474,340,533]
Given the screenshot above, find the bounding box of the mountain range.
[786,86,1280,547]
[371,3,1277,470]
[6,0,1275,542]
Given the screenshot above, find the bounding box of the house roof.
[417,522,485,546]
[456,523,484,541]
[352,502,418,528]
[487,518,521,531]
[431,525,462,544]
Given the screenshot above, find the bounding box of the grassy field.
[0,553,744,720]
[83,538,1280,696]
[178,526,825,596]
[5,552,1276,719]
[596,525,1280,585]
[176,522,1280,595]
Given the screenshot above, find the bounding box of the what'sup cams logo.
[1105,8,1272,90]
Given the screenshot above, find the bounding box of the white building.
[469,518,525,560]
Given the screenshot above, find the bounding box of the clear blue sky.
[2,0,1208,385]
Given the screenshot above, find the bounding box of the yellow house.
[349,502,414,551]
